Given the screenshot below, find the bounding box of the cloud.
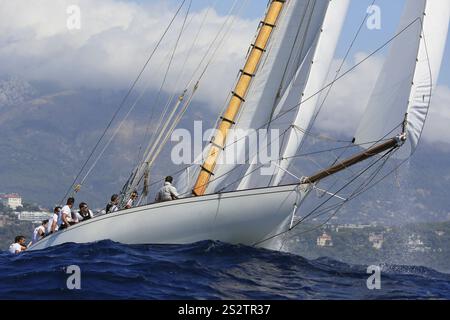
[1,1,449,146]
[0,0,258,109]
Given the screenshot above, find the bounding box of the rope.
[210,16,423,171]
[139,0,215,158]
[252,146,398,246]
[80,0,194,192]
[59,0,188,203]
[128,0,250,197]
[137,0,193,167]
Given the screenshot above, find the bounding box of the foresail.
[354,0,449,158]
[404,0,449,156]
[207,0,330,193]
[239,0,350,189]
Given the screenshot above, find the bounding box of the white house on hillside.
[0,193,23,210]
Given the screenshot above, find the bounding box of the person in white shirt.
[9,235,27,254]
[155,176,179,203]
[125,191,138,209]
[32,220,48,244]
[48,206,62,234]
[60,197,75,229]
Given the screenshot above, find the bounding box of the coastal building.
[18,211,52,223]
[0,193,22,210]
[407,234,431,253]
[317,232,333,247]
[335,224,373,232]
[368,233,384,250]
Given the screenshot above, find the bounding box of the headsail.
[238,0,350,189]
[354,0,450,157]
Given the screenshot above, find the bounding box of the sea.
[0,240,449,299]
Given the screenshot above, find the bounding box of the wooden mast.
[303,135,406,184]
[192,0,286,196]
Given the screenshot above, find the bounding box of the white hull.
[29,184,304,251]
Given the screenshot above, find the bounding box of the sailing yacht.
[29,0,449,251]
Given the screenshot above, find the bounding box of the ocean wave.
[1,240,449,299]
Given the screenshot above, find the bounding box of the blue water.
[1,240,449,299]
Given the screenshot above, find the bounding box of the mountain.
[0,77,37,108]
[0,77,449,225]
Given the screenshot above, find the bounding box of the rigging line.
[348,155,408,201]
[150,91,198,169]
[298,151,396,242]
[282,146,397,224]
[291,0,316,80]
[134,0,248,189]
[291,0,377,177]
[290,125,351,143]
[143,0,216,158]
[198,112,400,194]
[310,147,397,222]
[214,131,293,193]
[131,50,175,169]
[137,0,241,172]
[329,24,434,203]
[214,17,422,162]
[195,0,251,84]
[251,147,397,246]
[166,0,241,155]
[79,0,193,189]
[59,0,188,203]
[137,0,205,165]
[321,120,403,184]
[279,138,393,161]
[285,148,397,231]
[179,126,293,197]
[276,0,377,179]
[134,85,200,190]
[140,0,193,162]
[309,0,377,131]
[276,0,312,100]
[146,0,213,131]
[203,120,399,195]
[215,120,399,194]
[185,0,242,89]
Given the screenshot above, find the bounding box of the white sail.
[354,0,449,157]
[207,0,330,193]
[239,0,350,189]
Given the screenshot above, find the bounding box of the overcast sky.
[0,0,449,145]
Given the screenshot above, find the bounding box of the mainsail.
[354,0,450,157]
[239,0,350,190]
[203,0,349,193]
